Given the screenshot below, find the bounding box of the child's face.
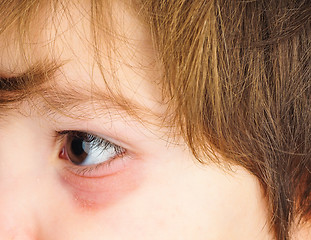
[0,2,271,239]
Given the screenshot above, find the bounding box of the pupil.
[67,135,88,165]
[71,138,85,156]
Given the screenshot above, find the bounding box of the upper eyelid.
[55,127,136,154]
[57,130,122,149]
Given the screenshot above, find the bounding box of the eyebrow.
[0,63,56,105]
[0,64,144,116]
[0,62,57,90]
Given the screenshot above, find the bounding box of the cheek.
[58,164,145,211]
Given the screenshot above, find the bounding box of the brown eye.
[60,131,124,166]
[65,132,89,165]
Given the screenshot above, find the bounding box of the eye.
[56,130,141,207]
[59,131,125,167]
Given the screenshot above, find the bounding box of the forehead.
[0,0,164,117]
[0,1,148,67]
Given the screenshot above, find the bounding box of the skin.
[0,1,273,239]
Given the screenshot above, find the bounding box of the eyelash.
[56,130,126,177]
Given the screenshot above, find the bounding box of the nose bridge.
[0,115,49,176]
[0,178,39,239]
[0,119,45,239]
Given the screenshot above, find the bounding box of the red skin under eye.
[58,146,145,211]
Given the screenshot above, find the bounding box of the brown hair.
[0,0,310,239]
[139,1,311,239]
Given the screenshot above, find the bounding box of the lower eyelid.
[63,153,131,178]
[57,154,144,210]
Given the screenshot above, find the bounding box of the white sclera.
[80,141,117,166]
